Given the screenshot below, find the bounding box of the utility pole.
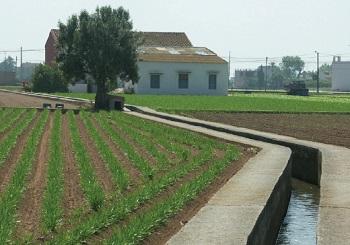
[20,47,23,81]
[315,51,319,93]
[265,57,268,91]
[228,51,231,88]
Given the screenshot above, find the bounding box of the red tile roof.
[140,32,193,47]
[137,47,227,64]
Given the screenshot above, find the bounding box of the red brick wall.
[45,31,57,67]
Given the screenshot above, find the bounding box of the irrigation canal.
[276,178,320,244]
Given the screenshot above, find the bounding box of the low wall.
[247,158,292,244]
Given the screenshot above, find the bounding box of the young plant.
[67,111,105,211]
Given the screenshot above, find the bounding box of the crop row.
[0,109,240,244]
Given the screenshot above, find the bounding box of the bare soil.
[0,91,86,109]
[187,112,350,149]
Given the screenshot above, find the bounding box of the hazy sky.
[1,0,350,75]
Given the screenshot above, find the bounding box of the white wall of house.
[68,84,87,93]
[134,62,228,96]
[332,61,350,91]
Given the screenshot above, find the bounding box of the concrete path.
[126,106,350,244]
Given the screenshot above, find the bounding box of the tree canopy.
[0,56,16,72]
[280,56,305,79]
[56,6,141,109]
[31,64,69,93]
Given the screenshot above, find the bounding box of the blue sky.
[1,0,350,75]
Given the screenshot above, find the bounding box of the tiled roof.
[140,32,193,47]
[137,47,227,64]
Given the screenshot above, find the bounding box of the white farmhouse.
[332,56,350,91]
[133,32,228,96]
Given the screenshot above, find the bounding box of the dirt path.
[0,91,84,109]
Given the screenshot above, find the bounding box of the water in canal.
[276,178,320,245]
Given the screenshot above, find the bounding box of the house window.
[150,74,160,89]
[209,74,217,90]
[178,73,189,89]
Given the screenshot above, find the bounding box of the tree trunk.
[95,84,109,109]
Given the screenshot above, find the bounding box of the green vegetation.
[80,111,130,192]
[67,111,105,211]
[42,111,64,232]
[31,64,69,93]
[0,107,240,244]
[56,6,140,109]
[0,109,48,242]
[0,86,21,91]
[53,92,350,113]
[0,109,36,169]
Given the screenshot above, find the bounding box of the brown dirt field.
[0,91,86,109]
[187,112,350,149]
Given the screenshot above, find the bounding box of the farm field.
[53,92,350,148]
[0,107,252,244]
[55,92,350,113]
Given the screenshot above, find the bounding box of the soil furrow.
[110,123,158,169]
[61,113,86,216]
[89,116,143,189]
[88,145,247,244]
[0,111,40,195]
[75,114,116,194]
[0,110,28,143]
[14,111,54,239]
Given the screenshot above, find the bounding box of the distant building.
[332,56,350,91]
[45,30,229,95]
[21,62,40,81]
[234,69,256,87]
[134,32,228,95]
[45,29,59,67]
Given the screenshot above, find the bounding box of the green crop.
[0,108,25,134]
[0,109,49,242]
[0,109,36,169]
[42,111,64,232]
[67,111,105,211]
[92,113,155,180]
[80,111,130,193]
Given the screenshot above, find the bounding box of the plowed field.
[187,112,350,149]
[0,106,253,244]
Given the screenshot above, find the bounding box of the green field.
[55,93,350,113]
[0,108,240,243]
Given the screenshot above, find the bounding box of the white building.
[133,32,228,96]
[332,56,350,91]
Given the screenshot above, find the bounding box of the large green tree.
[56,6,141,109]
[280,56,305,79]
